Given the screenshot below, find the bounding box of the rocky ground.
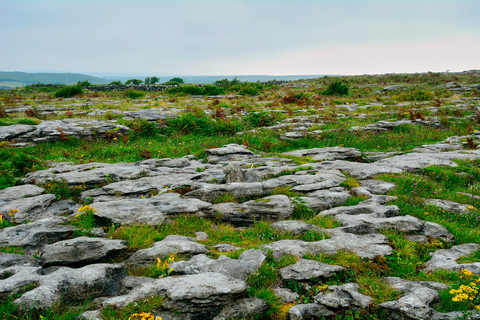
[1,74,480,319]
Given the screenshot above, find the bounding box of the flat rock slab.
[213,195,293,226]
[359,179,396,194]
[425,243,480,274]
[213,297,269,320]
[125,236,208,268]
[146,192,215,218]
[99,272,247,319]
[319,203,400,218]
[0,184,45,202]
[206,144,259,164]
[289,303,335,320]
[279,259,345,281]
[184,182,267,203]
[0,194,57,223]
[378,277,461,320]
[22,162,158,187]
[0,216,75,248]
[9,263,126,311]
[315,283,373,311]
[316,160,404,180]
[282,147,362,161]
[0,252,40,269]
[425,198,472,214]
[0,124,36,140]
[376,151,480,171]
[261,231,392,259]
[171,249,266,280]
[92,199,167,226]
[300,188,351,212]
[40,236,128,267]
[271,220,323,236]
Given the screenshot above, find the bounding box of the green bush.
[124,89,146,99]
[125,79,143,85]
[322,80,349,96]
[108,80,122,85]
[124,119,159,137]
[54,84,84,98]
[79,80,92,87]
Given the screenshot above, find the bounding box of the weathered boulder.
[0,124,36,141]
[223,163,263,183]
[125,236,208,268]
[282,147,362,161]
[170,249,265,281]
[0,216,75,248]
[359,179,396,194]
[316,160,403,179]
[274,287,300,303]
[314,283,373,311]
[40,237,128,267]
[213,195,293,226]
[206,144,259,164]
[0,263,126,311]
[424,243,480,274]
[91,199,167,226]
[289,303,335,320]
[378,277,462,320]
[0,252,40,269]
[0,194,57,223]
[425,198,472,214]
[271,220,324,236]
[99,272,247,320]
[213,297,269,320]
[0,184,45,202]
[279,259,345,281]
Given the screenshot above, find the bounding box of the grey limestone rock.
[271,220,323,236]
[314,282,373,311]
[99,272,247,320]
[316,160,404,179]
[274,287,300,303]
[289,303,335,320]
[40,236,128,267]
[213,195,293,226]
[0,216,75,248]
[123,111,163,121]
[0,194,57,223]
[282,147,362,161]
[125,236,208,268]
[184,182,266,203]
[425,198,472,214]
[12,263,126,311]
[425,243,480,274]
[0,184,45,202]
[262,230,392,259]
[318,202,400,218]
[375,151,480,171]
[0,124,36,141]
[0,252,40,269]
[413,143,464,153]
[279,259,345,281]
[79,310,103,320]
[146,192,215,218]
[359,179,396,194]
[213,297,269,320]
[206,144,259,164]
[91,199,167,226]
[378,277,462,320]
[170,249,265,281]
[223,163,263,183]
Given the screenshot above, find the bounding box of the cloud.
[1,0,479,74]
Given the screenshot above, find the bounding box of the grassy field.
[0,72,479,319]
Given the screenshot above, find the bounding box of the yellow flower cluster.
[155,253,175,278]
[467,205,477,211]
[78,205,97,213]
[450,269,480,310]
[128,312,161,320]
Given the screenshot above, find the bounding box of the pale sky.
[1,0,479,75]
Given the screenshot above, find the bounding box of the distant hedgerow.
[167,85,225,96]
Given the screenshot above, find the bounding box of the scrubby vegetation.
[0,70,480,319]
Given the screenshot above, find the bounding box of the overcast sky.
[1,0,479,75]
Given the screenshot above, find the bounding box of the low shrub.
[54,84,83,98]
[321,80,349,96]
[167,85,225,96]
[124,89,146,99]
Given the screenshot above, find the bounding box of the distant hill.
[0,72,109,88]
